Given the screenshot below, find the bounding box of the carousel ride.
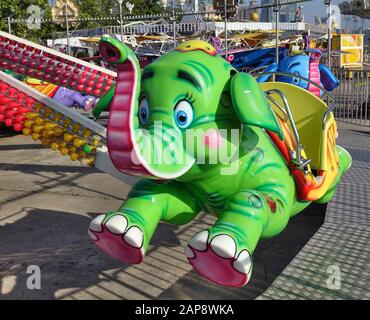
[0,23,352,286]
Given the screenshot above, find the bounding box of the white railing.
[331,68,370,127]
[246,66,370,127]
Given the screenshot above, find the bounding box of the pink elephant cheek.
[205,130,223,149]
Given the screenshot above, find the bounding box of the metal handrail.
[248,65,269,75]
[265,89,311,173]
[256,71,337,128]
[265,94,289,121]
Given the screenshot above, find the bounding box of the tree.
[0,0,62,43]
[0,0,163,44]
[75,0,164,29]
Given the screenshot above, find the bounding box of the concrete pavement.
[0,125,364,300]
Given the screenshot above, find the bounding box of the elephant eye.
[292,72,300,85]
[138,98,149,125]
[174,100,194,129]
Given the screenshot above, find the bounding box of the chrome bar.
[258,71,337,128]
[265,89,311,172]
[265,94,289,121]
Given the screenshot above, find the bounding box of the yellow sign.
[332,34,364,68]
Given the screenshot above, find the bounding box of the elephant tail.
[315,146,352,204]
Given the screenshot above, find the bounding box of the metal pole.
[173,2,176,48]
[275,10,279,64]
[327,2,332,68]
[224,0,228,59]
[119,1,124,42]
[194,0,199,13]
[274,1,280,65]
[65,4,71,56]
[7,17,12,34]
[347,17,350,33]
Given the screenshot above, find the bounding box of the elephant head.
[257,50,339,96]
[99,36,282,180]
[257,54,311,90]
[276,54,311,89]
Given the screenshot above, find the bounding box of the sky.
[200,0,368,30]
[302,0,340,23]
[281,0,368,30]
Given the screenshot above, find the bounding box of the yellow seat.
[260,82,335,171]
[259,82,340,201]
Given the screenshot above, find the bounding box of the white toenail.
[89,215,105,232]
[233,250,252,275]
[189,230,209,251]
[88,229,98,241]
[184,246,195,259]
[105,215,128,235]
[210,234,236,258]
[124,226,143,248]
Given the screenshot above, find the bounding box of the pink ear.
[205,129,222,149]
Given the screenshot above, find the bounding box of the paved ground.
[260,127,370,300]
[0,124,369,300]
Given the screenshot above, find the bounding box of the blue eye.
[292,72,300,85]
[139,98,149,125]
[174,100,194,129]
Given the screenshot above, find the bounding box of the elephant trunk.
[99,36,150,177]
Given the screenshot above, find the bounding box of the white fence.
[332,69,370,126]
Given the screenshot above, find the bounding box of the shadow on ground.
[158,203,327,300]
[0,209,119,299]
[0,203,326,300]
[0,125,18,138]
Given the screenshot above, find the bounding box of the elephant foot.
[185,230,253,287]
[88,213,145,264]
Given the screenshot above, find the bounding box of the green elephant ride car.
[88,37,352,287]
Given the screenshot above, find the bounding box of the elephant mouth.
[133,125,196,180]
[99,41,122,64]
